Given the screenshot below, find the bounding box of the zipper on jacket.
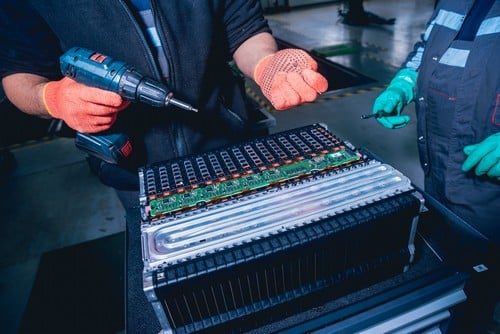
[150,0,188,158]
[117,0,163,81]
[149,0,175,87]
[116,0,183,158]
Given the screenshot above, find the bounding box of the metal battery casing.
[138,124,422,333]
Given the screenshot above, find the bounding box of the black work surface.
[20,232,125,334]
[126,208,454,334]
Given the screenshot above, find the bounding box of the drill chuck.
[131,75,198,112]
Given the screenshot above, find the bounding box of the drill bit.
[166,93,198,112]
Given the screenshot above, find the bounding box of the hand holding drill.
[43,77,130,133]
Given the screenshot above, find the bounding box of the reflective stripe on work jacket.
[408,0,500,239]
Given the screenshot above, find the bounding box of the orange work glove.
[254,49,328,110]
[42,77,130,133]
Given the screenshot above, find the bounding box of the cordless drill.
[59,47,197,164]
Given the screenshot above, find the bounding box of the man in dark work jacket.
[0,0,328,208]
[0,1,328,332]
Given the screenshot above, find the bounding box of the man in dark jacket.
[0,1,328,332]
[372,0,499,331]
[0,0,327,209]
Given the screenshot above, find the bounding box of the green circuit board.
[148,149,360,217]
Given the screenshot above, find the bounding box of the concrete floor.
[3,0,490,333]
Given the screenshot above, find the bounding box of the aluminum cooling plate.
[141,160,413,270]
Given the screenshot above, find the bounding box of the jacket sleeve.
[0,0,61,79]
[403,40,425,71]
[223,0,272,54]
[401,3,443,71]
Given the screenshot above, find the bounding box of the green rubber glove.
[372,68,417,129]
[462,133,500,179]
